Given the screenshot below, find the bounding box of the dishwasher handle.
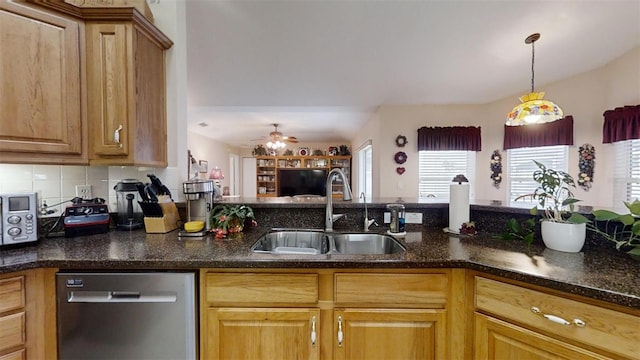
[67,291,177,303]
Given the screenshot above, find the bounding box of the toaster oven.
[1,192,38,245]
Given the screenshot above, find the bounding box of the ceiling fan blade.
[286,138,299,143]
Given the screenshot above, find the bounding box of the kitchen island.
[1,200,639,360]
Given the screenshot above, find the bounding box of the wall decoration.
[198,160,208,173]
[396,167,406,175]
[394,151,407,164]
[395,135,408,147]
[490,150,502,188]
[578,143,595,191]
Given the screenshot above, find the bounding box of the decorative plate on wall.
[394,151,407,164]
[298,147,309,156]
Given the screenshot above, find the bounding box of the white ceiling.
[186,0,640,147]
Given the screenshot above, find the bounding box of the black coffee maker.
[114,179,144,230]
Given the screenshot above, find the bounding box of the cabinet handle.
[310,316,317,346]
[531,307,586,327]
[337,315,344,347]
[114,125,123,148]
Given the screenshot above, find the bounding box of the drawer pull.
[311,316,316,346]
[337,315,344,347]
[531,307,586,327]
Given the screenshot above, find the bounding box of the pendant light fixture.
[506,33,563,126]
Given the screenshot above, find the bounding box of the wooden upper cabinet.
[0,0,172,166]
[0,0,87,164]
[86,17,172,166]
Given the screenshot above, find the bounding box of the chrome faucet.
[360,192,377,232]
[325,168,352,232]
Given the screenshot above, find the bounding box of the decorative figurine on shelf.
[328,146,338,156]
[578,144,595,191]
[252,144,268,156]
[283,149,294,156]
[339,145,350,155]
[490,150,502,189]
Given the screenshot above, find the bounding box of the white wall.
[367,46,640,207]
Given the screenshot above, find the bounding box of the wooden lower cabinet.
[472,275,640,360]
[200,269,455,360]
[207,308,320,360]
[0,269,57,360]
[334,309,446,360]
[474,313,611,360]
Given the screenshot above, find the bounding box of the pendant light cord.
[530,40,535,93]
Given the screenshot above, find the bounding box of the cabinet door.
[207,308,320,360]
[86,22,130,157]
[0,0,85,163]
[86,21,168,166]
[334,309,446,360]
[474,313,612,360]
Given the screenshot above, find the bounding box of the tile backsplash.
[0,164,180,217]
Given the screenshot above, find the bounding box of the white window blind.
[614,139,640,202]
[508,145,568,205]
[418,151,475,200]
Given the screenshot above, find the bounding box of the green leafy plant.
[519,160,589,224]
[210,204,257,238]
[495,217,536,245]
[589,200,640,257]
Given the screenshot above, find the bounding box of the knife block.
[144,201,180,233]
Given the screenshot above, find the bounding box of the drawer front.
[0,349,25,360]
[205,273,318,305]
[0,312,26,353]
[335,273,448,307]
[475,277,640,359]
[0,277,25,314]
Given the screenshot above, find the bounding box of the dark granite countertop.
[1,226,638,309]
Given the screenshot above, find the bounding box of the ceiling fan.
[255,124,299,148]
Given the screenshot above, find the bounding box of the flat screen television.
[278,169,327,197]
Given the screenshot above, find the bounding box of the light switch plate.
[405,212,423,224]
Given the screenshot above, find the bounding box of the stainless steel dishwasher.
[56,272,197,360]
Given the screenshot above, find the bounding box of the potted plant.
[525,161,589,252]
[589,199,640,259]
[210,204,258,239]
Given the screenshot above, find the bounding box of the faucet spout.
[360,192,377,232]
[325,168,352,232]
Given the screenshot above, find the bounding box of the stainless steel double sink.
[250,229,406,255]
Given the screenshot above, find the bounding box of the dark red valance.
[417,126,481,151]
[602,105,640,143]
[503,115,574,150]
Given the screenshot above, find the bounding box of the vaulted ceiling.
[185,0,640,147]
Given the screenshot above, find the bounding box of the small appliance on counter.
[386,203,406,237]
[1,192,38,245]
[63,198,110,237]
[179,180,214,238]
[114,179,144,230]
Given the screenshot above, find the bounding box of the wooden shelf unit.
[255,155,351,198]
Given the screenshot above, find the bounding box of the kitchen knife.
[145,184,158,202]
[138,201,164,217]
[136,182,150,202]
[147,174,172,199]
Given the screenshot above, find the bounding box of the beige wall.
[368,46,640,207]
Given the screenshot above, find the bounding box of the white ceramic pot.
[541,221,586,253]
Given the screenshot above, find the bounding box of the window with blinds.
[418,151,475,199]
[508,145,569,205]
[614,139,640,202]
